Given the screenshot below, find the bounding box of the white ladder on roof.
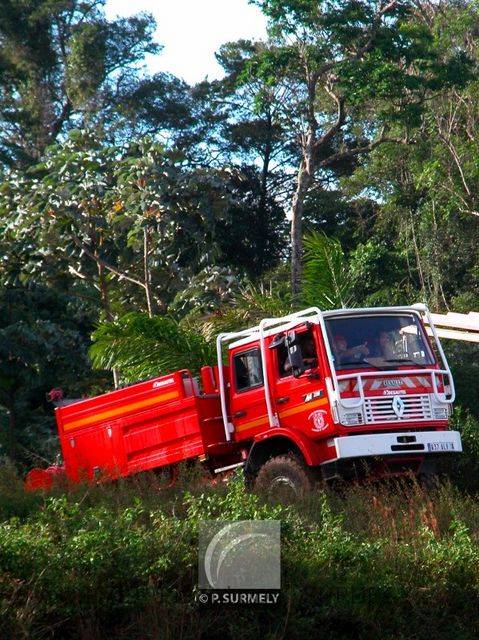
[426,312,479,343]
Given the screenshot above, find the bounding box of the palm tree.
[302,232,353,310]
[90,233,353,383]
[89,313,216,384]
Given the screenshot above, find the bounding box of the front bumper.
[329,430,462,461]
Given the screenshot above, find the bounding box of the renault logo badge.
[392,396,405,418]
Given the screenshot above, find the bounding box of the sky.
[105,0,268,84]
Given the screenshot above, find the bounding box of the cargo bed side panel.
[56,372,216,482]
[122,396,205,474]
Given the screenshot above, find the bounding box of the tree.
[0,284,93,463]
[247,0,468,296]
[0,132,237,318]
[213,165,288,277]
[302,232,353,309]
[215,40,294,213]
[345,1,479,310]
[0,0,160,168]
[89,312,216,383]
[88,233,354,381]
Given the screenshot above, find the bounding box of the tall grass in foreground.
[0,465,479,640]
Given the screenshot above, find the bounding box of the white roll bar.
[215,303,455,442]
[216,326,261,442]
[259,307,324,428]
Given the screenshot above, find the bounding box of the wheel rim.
[268,475,299,500]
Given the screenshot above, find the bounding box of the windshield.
[325,313,436,370]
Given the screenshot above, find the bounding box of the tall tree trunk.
[410,210,426,300]
[97,262,119,388]
[257,132,272,274]
[290,159,313,298]
[259,140,271,215]
[143,227,155,318]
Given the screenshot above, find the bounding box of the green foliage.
[0,284,94,464]
[302,232,353,309]
[1,473,479,639]
[348,239,415,306]
[442,408,479,491]
[189,277,293,343]
[0,133,237,315]
[90,312,216,382]
[0,0,161,167]
[169,266,241,317]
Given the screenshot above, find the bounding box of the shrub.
[0,472,479,639]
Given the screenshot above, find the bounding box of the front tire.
[254,454,313,500]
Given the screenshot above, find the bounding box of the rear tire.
[254,454,313,500]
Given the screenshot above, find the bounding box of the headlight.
[432,407,449,420]
[342,412,363,425]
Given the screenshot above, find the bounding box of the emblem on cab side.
[309,409,328,432]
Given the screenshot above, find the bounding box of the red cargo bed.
[56,370,225,482]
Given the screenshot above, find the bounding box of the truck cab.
[217,304,461,493]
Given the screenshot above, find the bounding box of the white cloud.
[105,0,267,84]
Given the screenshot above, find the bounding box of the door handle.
[234,410,247,418]
[276,396,290,405]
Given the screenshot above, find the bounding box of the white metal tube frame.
[216,326,261,442]
[421,304,456,403]
[335,368,454,409]
[215,303,455,442]
[216,306,329,441]
[259,307,324,429]
[328,304,455,409]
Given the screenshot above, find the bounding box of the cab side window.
[234,349,264,392]
[276,329,318,377]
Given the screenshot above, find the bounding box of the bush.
[439,407,479,491]
[1,472,479,639]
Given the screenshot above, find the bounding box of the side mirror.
[269,332,286,349]
[285,330,306,378]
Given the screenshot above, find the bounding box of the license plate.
[427,442,455,452]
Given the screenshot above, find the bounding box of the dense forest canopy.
[0,0,479,464]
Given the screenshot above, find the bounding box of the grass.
[1,463,479,640]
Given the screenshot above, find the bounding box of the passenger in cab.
[377,330,396,359]
[333,335,369,365]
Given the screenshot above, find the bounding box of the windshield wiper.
[338,360,382,370]
[384,358,426,367]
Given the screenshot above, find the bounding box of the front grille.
[364,394,433,424]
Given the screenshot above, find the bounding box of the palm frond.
[302,232,353,310]
[198,281,292,341]
[89,312,216,383]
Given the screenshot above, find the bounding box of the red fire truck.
[26,304,462,495]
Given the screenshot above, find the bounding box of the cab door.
[229,346,270,441]
[272,326,330,437]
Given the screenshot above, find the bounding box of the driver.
[301,335,317,368]
[283,334,317,373]
[333,334,369,364]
